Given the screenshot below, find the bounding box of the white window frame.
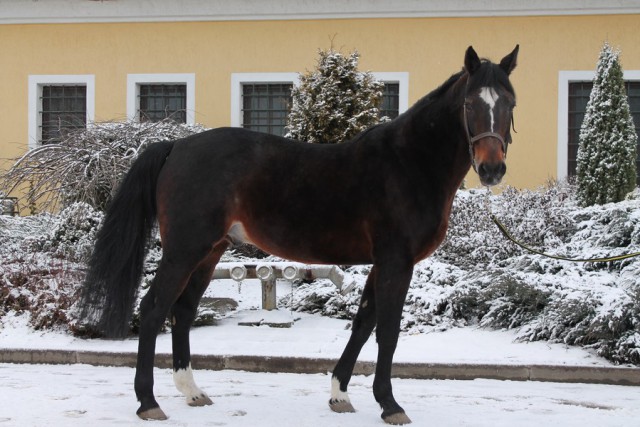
[28,74,95,149]
[127,73,196,124]
[230,71,409,129]
[372,72,410,115]
[557,70,640,180]
[230,73,299,129]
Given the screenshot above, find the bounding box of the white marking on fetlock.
[173,364,212,406]
[330,377,356,413]
[331,377,350,403]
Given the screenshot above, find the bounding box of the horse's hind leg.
[135,260,191,420]
[171,241,228,407]
[330,267,377,413]
[134,236,224,420]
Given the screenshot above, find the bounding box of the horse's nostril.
[478,162,506,185]
[479,162,505,177]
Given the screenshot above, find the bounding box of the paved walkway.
[2,348,639,386]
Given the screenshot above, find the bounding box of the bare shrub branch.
[0,119,206,212]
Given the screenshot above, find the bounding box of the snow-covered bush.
[34,202,104,262]
[476,274,552,329]
[576,43,637,206]
[0,119,206,212]
[437,182,575,268]
[0,213,83,331]
[286,49,386,144]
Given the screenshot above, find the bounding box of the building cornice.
[1,0,639,25]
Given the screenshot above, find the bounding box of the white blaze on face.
[479,87,500,132]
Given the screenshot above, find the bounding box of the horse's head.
[463,45,519,186]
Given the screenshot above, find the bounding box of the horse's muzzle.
[472,136,507,186]
[477,161,506,186]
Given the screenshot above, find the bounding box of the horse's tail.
[78,141,175,338]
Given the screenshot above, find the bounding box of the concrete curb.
[2,348,639,386]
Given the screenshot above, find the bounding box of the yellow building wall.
[1,14,639,190]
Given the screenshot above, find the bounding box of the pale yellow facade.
[1,8,639,190]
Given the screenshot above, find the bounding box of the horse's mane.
[346,70,466,144]
[398,69,466,120]
[402,60,514,119]
[349,60,514,143]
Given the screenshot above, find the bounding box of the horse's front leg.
[373,257,413,425]
[330,266,378,413]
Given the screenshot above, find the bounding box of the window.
[28,75,95,149]
[373,72,409,121]
[231,73,298,137]
[127,74,195,124]
[567,81,593,177]
[138,84,187,123]
[558,71,640,181]
[40,85,87,144]
[380,82,400,119]
[241,83,292,136]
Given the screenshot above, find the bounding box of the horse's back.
[155,127,378,264]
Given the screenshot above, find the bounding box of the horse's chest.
[412,197,455,262]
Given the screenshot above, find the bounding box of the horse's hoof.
[383,411,412,425]
[329,399,356,413]
[188,393,214,407]
[137,406,168,421]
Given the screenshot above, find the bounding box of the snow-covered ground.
[2,363,639,427]
[2,280,640,426]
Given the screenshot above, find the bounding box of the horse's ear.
[500,44,519,75]
[464,46,481,75]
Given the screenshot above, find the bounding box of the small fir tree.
[286,49,385,144]
[576,43,638,206]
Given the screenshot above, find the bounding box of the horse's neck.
[399,96,471,192]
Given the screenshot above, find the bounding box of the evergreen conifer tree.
[576,43,637,206]
[285,49,385,144]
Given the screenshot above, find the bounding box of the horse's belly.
[227,222,255,245]
[227,220,372,265]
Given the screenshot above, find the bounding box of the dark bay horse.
[80,45,518,424]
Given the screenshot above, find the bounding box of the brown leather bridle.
[463,100,512,173]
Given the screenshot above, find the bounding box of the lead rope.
[485,188,640,263]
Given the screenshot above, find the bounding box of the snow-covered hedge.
[0,209,84,330]
[1,184,639,365]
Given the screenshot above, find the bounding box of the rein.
[487,197,640,263]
